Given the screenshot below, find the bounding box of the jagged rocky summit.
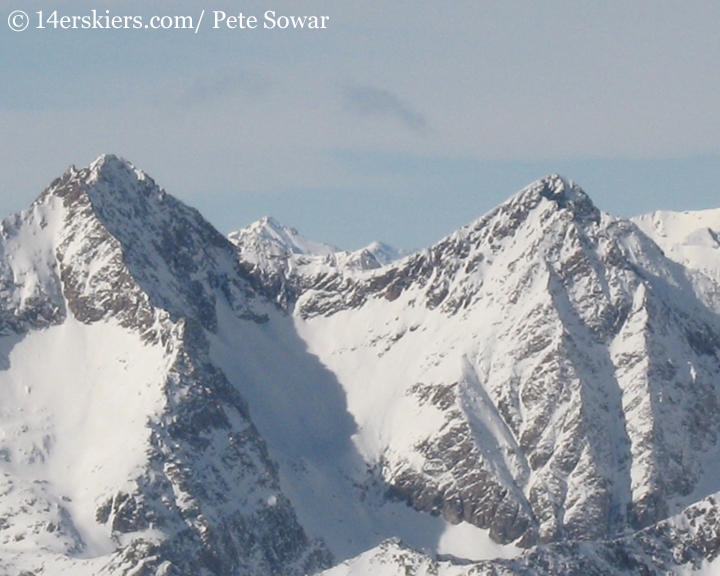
[0,155,719,575]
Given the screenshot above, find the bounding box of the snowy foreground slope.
[1,155,720,575]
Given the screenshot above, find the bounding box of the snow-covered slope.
[3,156,720,576]
[633,208,720,312]
[632,208,720,275]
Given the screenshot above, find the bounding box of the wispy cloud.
[342,85,428,132]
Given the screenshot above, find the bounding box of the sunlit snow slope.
[633,208,720,312]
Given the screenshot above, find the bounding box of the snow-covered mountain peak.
[363,241,408,265]
[535,173,575,199]
[533,173,589,207]
[275,174,720,550]
[3,155,270,337]
[71,154,168,214]
[40,154,158,210]
[228,217,408,309]
[0,157,330,575]
[285,174,610,323]
[86,153,149,186]
[231,216,339,258]
[475,173,601,232]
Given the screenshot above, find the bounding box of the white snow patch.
[676,556,720,575]
[437,521,520,561]
[633,208,720,285]
[0,317,169,557]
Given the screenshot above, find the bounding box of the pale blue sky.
[2,0,719,249]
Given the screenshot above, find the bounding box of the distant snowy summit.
[228,215,407,271]
[227,214,408,309]
[230,216,339,260]
[633,208,720,282]
[1,154,720,576]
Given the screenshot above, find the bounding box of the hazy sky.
[2,1,719,249]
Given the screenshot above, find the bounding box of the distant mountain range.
[0,155,719,575]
